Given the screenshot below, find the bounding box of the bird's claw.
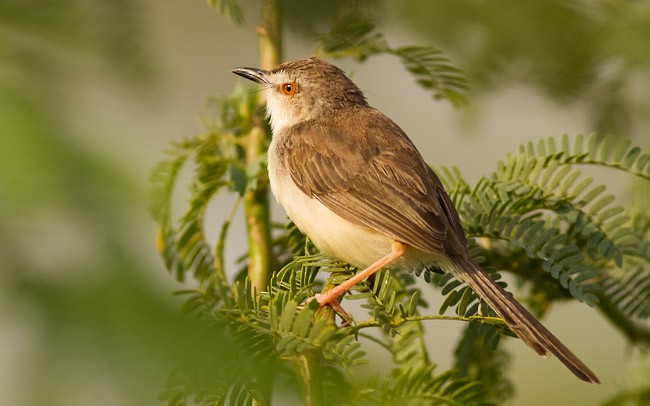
[309,293,353,326]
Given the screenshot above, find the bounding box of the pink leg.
[315,241,409,306]
[328,300,354,326]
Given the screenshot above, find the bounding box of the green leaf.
[393,45,469,107]
[207,0,245,25]
[318,9,388,61]
[229,164,247,195]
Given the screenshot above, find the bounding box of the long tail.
[445,255,600,384]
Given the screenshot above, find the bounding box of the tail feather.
[446,255,600,384]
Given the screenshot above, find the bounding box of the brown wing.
[278,107,467,256]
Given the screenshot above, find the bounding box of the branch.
[344,314,507,335]
[247,1,282,404]
[245,0,282,295]
[596,290,650,347]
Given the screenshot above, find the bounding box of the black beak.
[231,67,270,84]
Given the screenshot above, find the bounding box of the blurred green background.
[1,1,648,405]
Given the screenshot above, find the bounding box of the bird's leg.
[315,241,409,307]
[325,300,354,326]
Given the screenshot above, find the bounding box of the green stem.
[258,0,283,70]
[315,275,341,323]
[245,0,282,295]
[249,2,282,405]
[295,353,323,406]
[244,125,273,294]
[595,290,650,345]
[344,314,507,335]
[383,273,431,370]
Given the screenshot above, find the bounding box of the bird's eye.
[280,82,299,96]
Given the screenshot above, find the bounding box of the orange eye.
[280,82,299,96]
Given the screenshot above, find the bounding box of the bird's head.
[231,57,367,134]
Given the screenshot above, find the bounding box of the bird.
[231,57,600,383]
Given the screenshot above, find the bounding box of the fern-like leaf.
[318,10,468,107]
[206,0,245,26]
[317,9,388,61]
[392,45,469,107]
[601,266,650,320]
[354,365,489,406]
[517,133,650,181]
[454,323,514,404]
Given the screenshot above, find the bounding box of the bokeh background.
[1,1,649,405]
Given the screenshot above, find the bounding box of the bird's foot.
[311,293,353,326]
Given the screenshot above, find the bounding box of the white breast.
[267,136,392,269]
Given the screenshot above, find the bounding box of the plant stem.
[295,353,323,406]
[244,125,273,294]
[258,0,283,70]
[248,2,282,405]
[596,290,650,345]
[245,0,282,295]
[344,314,507,334]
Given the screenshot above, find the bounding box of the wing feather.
[279,107,466,255]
